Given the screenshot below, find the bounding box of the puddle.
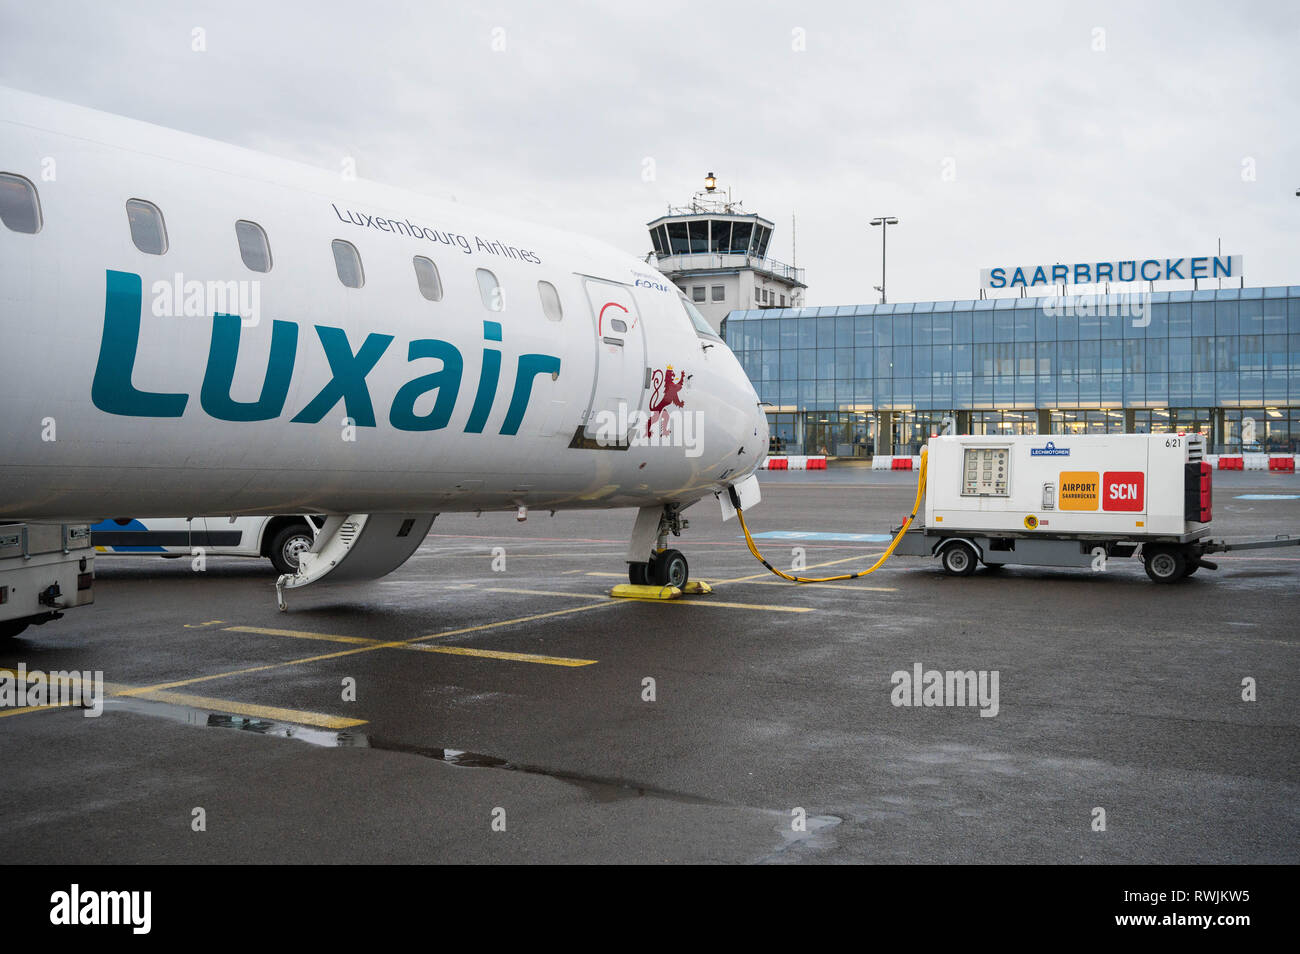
[105,695,845,857]
[364,736,720,806]
[107,696,367,748]
[105,696,718,807]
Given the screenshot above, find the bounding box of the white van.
[91,516,321,574]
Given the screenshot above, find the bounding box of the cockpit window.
[680,294,718,338]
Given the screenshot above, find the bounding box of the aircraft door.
[580,279,647,443]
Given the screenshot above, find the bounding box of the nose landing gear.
[626,504,691,587]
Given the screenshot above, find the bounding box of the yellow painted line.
[585,571,627,578]
[409,646,596,667]
[224,625,381,646]
[120,601,616,695]
[740,580,898,592]
[0,705,61,719]
[115,645,396,695]
[483,587,606,600]
[131,688,367,729]
[474,552,623,559]
[712,553,883,585]
[0,667,362,728]
[417,600,616,641]
[616,597,813,613]
[9,600,620,717]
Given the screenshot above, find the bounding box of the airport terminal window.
[692,286,706,303]
[412,256,443,301]
[235,220,272,272]
[538,280,562,321]
[331,239,364,288]
[0,173,42,233]
[476,268,504,311]
[126,198,168,254]
[712,285,725,302]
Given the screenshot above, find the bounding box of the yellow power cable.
[735,447,929,583]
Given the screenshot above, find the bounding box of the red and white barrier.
[760,455,828,471]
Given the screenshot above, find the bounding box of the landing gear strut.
[627,504,690,587]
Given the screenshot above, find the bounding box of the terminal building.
[723,282,1300,457]
[646,173,806,333]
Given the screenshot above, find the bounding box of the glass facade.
[725,285,1300,455]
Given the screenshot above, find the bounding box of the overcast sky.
[2,0,1296,304]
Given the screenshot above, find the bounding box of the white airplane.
[0,88,766,604]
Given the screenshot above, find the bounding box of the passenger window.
[413,256,443,301]
[0,173,42,233]
[331,239,364,288]
[476,268,503,311]
[126,198,168,254]
[235,220,272,272]
[538,280,562,321]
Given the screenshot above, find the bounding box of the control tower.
[646,173,807,333]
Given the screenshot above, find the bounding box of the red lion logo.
[646,366,686,437]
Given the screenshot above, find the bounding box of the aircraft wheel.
[628,562,649,585]
[649,549,689,588]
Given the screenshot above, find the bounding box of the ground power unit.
[896,433,1296,582]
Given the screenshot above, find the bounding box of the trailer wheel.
[1143,547,1187,583]
[940,541,978,576]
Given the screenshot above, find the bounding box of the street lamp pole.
[870,216,899,304]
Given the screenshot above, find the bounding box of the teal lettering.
[464,321,503,433]
[501,354,561,435]
[200,315,298,421]
[91,270,188,417]
[390,339,463,431]
[290,326,392,426]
